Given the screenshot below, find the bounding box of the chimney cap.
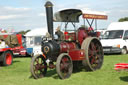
[45,1,53,7]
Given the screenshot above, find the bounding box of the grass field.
[0,55,128,85]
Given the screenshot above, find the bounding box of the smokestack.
[45,1,54,39]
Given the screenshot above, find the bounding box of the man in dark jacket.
[55,26,63,40]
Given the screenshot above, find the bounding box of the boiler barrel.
[60,42,76,52]
[42,41,77,58]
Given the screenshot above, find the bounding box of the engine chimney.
[45,1,54,39]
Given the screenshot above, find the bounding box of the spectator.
[0,39,6,48]
[55,26,63,40]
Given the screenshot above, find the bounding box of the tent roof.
[25,28,47,36]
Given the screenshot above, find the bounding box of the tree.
[118,17,128,22]
[26,30,31,33]
[18,30,31,35]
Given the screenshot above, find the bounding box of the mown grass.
[0,55,128,85]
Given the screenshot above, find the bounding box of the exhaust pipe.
[45,1,54,39]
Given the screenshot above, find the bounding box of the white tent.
[25,28,47,36]
[25,28,48,56]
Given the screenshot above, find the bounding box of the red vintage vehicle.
[30,1,107,79]
[0,33,26,66]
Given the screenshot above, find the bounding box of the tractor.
[30,1,107,79]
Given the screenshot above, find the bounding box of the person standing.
[55,26,63,40]
[0,39,6,48]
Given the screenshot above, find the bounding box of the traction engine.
[30,1,107,79]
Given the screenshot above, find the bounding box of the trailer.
[0,33,26,66]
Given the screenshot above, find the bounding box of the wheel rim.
[56,54,73,79]
[31,55,47,78]
[81,38,104,71]
[88,41,103,70]
[6,53,12,65]
[60,57,71,77]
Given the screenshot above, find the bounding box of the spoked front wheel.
[30,54,47,79]
[56,53,73,79]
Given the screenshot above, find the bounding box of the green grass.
[0,55,128,85]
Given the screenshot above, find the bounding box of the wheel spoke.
[35,58,39,64]
[62,58,66,64]
[91,57,95,64]
[60,63,65,71]
[88,46,94,58]
[91,42,96,51]
[95,44,100,53]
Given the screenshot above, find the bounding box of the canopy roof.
[54,9,107,22]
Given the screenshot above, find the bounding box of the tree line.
[18,30,31,35]
[118,17,128,22]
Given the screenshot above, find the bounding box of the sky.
[0,0,128,32]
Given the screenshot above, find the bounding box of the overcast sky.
[0,0,128,32]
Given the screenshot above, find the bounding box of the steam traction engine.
[30,1,107,79]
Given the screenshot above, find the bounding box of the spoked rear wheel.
[81,37,104,71]
[56,53,73,79]
[30,54,47,79]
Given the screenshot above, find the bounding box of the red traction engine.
[30,1,107,79]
